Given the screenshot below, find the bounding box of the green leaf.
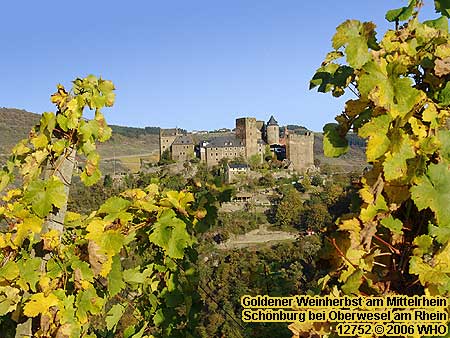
[98,196,132,223]
[413,234,433,255]
[438,82,450,105]
[123,267,151,284]
[17,257,41,292]
[411,163,450,227]
[385,1,416,22]
[106,304,125,330]
[75,287,104,324]
[24,176,67,217]
[380,216,403,235]
[429,223,450,243]
[332,20,376,68]
[435,0,450,18]
[341,269,364,295]
[322,123,349,157]
[40,112,56,134]
[149,209,194,259]
[437,129,450,161]
[153,309,165,326]
[424,16,449,32]
[108,256,125,297]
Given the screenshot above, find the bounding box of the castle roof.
[204,135,244,148]
[267,115,278,126]
[160,128,179,136]
[173,135,194,145]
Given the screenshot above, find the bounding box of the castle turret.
[266,115,280,145]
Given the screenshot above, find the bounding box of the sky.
[0,1,439,132]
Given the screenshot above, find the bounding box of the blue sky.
[0,1,438,131]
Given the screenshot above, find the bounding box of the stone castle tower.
[159,128,179,159]
[235,117,258,158]
[286,130,314,172]
[266,115,279,145]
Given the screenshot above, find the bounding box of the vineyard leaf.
[23,292,59,317]
[75,287,104,324]
[386,1,415,22]
[149,209,194,259]
[380,216,403,235]
[332,20,375,68]
[98,196,132,223]
[437,129,450,161]
[108,256,125,297]
[14,215,43,246]
[411,163,450,226]
[383,135,416,181]
[106,304,125,330]
[322,123,349,157]
[413,235,433,255]
[17,257,41,292]
[435,0,450,18]
[424,16,449,32]
[40,112,56,134]
[358,115,391,161]
[0,261,19,282]
[0,286,20,315]
[24,177,66,217]
[31,134,49,149]
[438,82,450,105]
[429,223,450,243]
[341,269,364,295]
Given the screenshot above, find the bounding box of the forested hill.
[0,107,160,158]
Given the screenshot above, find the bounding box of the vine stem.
[373,234,400,255]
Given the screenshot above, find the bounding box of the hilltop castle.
[159,115,314,172]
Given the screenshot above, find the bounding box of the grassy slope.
[0,108,159,172]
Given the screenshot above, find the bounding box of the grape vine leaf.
[23,176,67,217]
[106,304,125,330]
[23,292,59,317]
[322,123,349,157]
[411,163,450,227]
[149,209,194,259]
[385,0,416,22]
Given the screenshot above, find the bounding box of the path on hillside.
[217,224,298,250]
[101,152,157,160]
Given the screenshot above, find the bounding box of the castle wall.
[172,144,195,161]
[205,146,245,166]
[159,134,178,158]
[286,131,314,172]
[235,117,258,158]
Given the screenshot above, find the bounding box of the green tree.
[103,173,113,188]
[275,187,303,227]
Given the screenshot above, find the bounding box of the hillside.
[0,108,160,172]
[0,108,366,174]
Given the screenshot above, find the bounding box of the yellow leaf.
[23,292,59,317]
[41,229,61,251]
[2,189,22,202]
[13,215,43,246]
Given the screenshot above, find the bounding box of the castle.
[159,115,314,172]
